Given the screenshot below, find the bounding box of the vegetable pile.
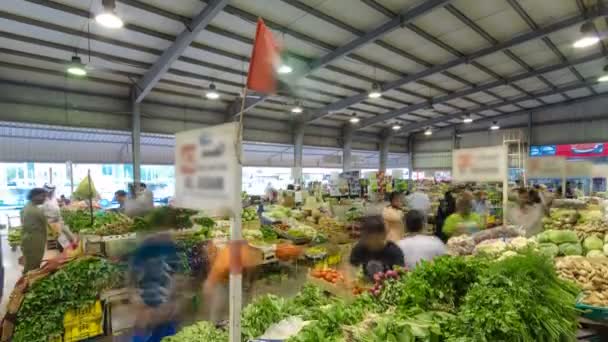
[8,229,21,248]
[162,321,227,341]
[88,212,134,236]
[61,209,92,232]
[556,256,608,307]
[169,252,581,341]
[242,207,258,222]
[13,257,121,342]
[542,209,580,231]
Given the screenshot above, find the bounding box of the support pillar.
[379,128,392,172]
[407,135,414,179]
[342,126,353,172]
[131,88,141,190]
[293,120,304,184]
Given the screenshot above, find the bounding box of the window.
[102,165,113,176]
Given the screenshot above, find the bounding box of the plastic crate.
[576,300,608,321]
[63,319,103,342]
[64,301,102,326]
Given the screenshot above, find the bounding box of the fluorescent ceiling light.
[573,22,599,48]
[463,115,473,123]
[349,113,360,124]
[490,121,500,130]
[291,102,303,113]
[277,64,293,74]
[424,128,432,136]
[66,56,87,76]
[368,82,382,98]
[95,0,123,29]
[392,124,401,131]
[573,36,600,48]
[206,83,220,100]
[598,74,608,82]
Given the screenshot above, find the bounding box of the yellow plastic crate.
[63,301,102,326]
[63,319,103,342]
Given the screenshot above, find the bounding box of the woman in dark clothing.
[434,190,455,242]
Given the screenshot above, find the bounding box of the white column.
[342,126,353,172]
[131,88,141,189]
[293,120,304,183]
[379,128,392,172]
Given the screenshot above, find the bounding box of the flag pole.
[229,86,247,342]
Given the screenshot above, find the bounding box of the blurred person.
[507,188,545,237]
[472,190,490,216]
[130,233,180,342]
[406,186,431,217]
[59,194,70,207]
[434,190,456,242]
[203,241,264,322]
[113,190,128,213]
[565,181,574,199]
[383,192,405,242]
[349,215,404,281]
[21,188,48,273]
[41,184,61,223]
[442,192,483,238]
[397,210,446,269]
[125,183,155,217]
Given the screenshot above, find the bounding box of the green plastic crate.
[576,294,608,321]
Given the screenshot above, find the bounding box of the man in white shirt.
[397,210,446,270]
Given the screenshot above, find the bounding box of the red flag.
[247,18,280,94]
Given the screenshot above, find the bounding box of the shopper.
[397,210,446,269]
[442,193,483,238]
[507,188,545,237]
[21,188,48,273]
[349,215,404,281]
[113,190,128,213]
[383,192,405,242]
[130,233,180,342]
[434,190,456,242]
[203,241,264,322]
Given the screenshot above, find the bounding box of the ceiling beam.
[233,0,452,113]
[357,51,604,128]
[397,78,599,134]
[307,0,452,71]
[133,0,229,103]
[306,8,606,123]
[426,93,608,137]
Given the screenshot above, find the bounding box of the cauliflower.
[508,237,529,251]
[474,239,507,256]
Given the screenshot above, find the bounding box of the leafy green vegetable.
[61,209,93,232]
[13,257,121,342]
[162,321,226,341]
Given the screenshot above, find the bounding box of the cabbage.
[583,236,604,252]
[605,234,608,244]
[586,250,605,258]
[541,230,578,244]
[604,244,608,256]
[558,242,583,256]
[538,243,559,258]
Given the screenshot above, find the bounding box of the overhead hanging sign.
[530,142,608,158]
[452,146,507,182]
[174,122,240,215]
[526,156,566,179]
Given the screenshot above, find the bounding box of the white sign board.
[526,156,566,179]
[566,160,593,178]
[452,146,507,182]
[174,122,240,215]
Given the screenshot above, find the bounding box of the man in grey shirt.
[397,210,446,270]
